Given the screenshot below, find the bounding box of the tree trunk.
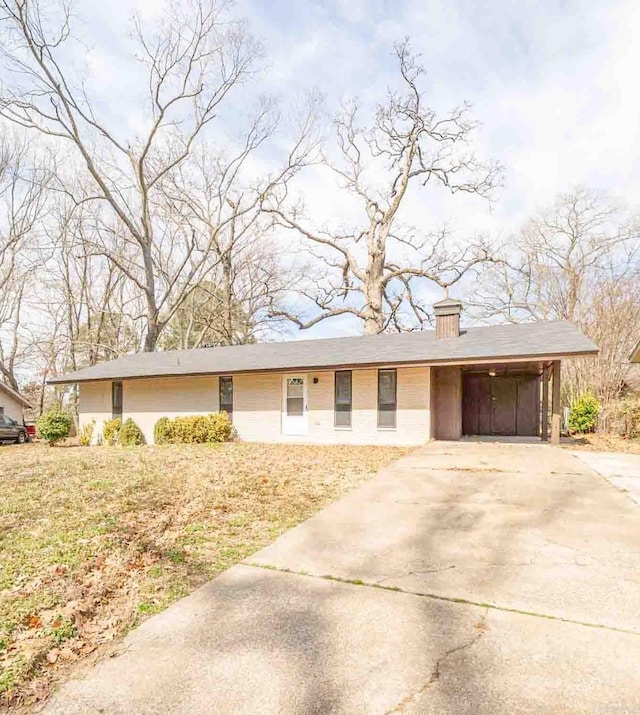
[221,252,234,344]
[142,242,160,352]
[363,245,385,334]
[144,320,160,352]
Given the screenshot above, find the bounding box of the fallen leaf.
[31,679,50,700]
[27,615,42,629]
[59,647,79,661]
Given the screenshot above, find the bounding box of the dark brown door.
[491,378,518,436]
[462,375,493,435]
[515,376,539,436]
[463,373,539,437]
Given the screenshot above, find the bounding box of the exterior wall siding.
[78,366,431,446]
[0,392,26,423]
[78,381,112,443]
[124,376,219,441]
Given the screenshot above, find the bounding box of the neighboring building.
[49,300,598,446]
[0,382,31,423]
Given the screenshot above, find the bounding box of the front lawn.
[0,442,408,709]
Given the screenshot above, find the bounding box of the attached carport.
[431,359,562,443]
[427,299,590,445]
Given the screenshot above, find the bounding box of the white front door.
[282,375,308,435]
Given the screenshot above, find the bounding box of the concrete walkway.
[573,449,640,505]
[43,442,640,715]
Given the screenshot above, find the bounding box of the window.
[334,371,352,428]
[112,381,123,420]
[0,406,4,415]
[286,377,304,416]
[219,376,233,421]
[377,369,397,428]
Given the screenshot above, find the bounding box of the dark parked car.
[0,415,29,444]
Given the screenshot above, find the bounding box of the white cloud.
[10,0,640,341]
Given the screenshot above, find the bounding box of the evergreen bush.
[102,418,121,445]
[154,417,172,445]
[118,418,145,446]
[152,413,233,444]
[568,392,600,433]
[36,408,72,446]
[78,420,95,447]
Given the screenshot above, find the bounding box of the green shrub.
[154,417,172,445]
[102,418,121,446]
[568,392,600,433]
[206,412,234,442]
[36,407,72,446]
[153,412,233,444]
[78,420,95,447]
[118,418,145,446]
[173,415,209,444]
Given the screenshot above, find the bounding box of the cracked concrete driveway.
[43,442,640,715]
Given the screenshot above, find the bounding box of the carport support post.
[541,365,550,441]
[551,360,561,445]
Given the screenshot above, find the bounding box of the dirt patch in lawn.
[0,442,409,710]
[563,433,640,454]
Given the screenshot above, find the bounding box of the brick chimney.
[433,297,462,339]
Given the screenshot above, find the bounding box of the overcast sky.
[84,0,640,223]
[11,0,640,339]
[236,0,640,222]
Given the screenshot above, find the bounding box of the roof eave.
[0,384,32,408]
[47,348,600,385]
[629,340,640,363]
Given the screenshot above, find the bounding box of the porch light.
[489,370,496,377]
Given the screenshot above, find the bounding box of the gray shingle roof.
[49,321,598,385]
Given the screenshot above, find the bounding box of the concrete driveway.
[44,442,640,715]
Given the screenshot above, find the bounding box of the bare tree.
[471,187,640,404]
[577,272,640,407]
[160,239,291,350]
[47,199,140,364]
[158,144,305,349]
[0,134,49,388]
[0,0,271,350]
[265,39,502,334]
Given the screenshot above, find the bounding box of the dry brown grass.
[563,433,640,454]
[0,441,409,710]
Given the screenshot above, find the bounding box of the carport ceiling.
[462,361,549,376]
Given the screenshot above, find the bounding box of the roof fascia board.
[48,350,599,385]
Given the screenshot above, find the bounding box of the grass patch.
[0,441,407,709]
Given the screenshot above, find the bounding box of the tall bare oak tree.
[266,39,502,334]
